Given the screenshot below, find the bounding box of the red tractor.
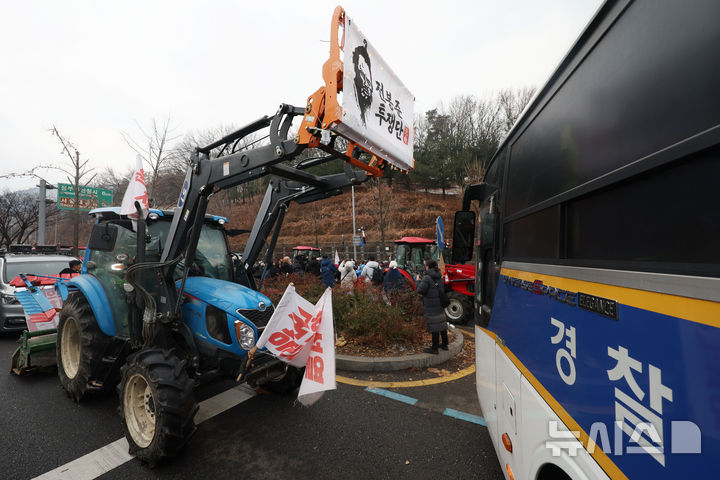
[292,245,321,260]
[394,237,474,324]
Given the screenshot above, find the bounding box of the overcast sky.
[0,0,602,192]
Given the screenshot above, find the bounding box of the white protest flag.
[297,286,336,406]
[120,155,149,222]
[256,284,336,406]
[256,284,320,368]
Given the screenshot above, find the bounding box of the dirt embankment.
[222,184,461,251]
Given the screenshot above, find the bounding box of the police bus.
[451,1,719,479]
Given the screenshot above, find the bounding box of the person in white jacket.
[360,256,380,284]
[339,260,357,289]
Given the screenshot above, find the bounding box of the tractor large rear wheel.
[118,349,197,464]
[57,293,114,402]
[445,291,472,325]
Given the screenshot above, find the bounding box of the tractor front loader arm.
[237,165,369,290]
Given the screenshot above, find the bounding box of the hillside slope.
[223,183,462,252]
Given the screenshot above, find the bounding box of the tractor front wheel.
[57,293,114,402]
[265,365,305,395]
[118,349,197,464]
[445,291,472,325]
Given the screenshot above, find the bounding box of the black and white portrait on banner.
[352,39,373,127]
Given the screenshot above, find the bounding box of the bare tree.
[366,177,395,245]
[0,165,56,181]
[172,125,265,208]
[497,86,537,133]
[0,190,58,249]
[50,126,96,257]
[95,165,134,200]
[121,116,179,205]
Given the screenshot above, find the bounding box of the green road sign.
[57,183,113,211]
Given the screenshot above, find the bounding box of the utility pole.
[38,179,47,245]
[37,180,56,245]
[352,186,357,261]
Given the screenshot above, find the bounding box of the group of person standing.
[321,255,405,294]
[257,254,321,279]
[260,252,449,356]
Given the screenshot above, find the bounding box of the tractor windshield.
[195,225,232,281]
[396,244,439,273]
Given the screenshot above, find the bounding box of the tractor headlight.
[234,320,255,350]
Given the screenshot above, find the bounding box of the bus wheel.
[445,292,471,324]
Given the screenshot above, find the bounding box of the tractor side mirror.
[88,223,118,252]
[451,210,476,264]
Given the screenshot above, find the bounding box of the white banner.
[256,285,336,406]
[297,287,336,406]
[334,15,415,171]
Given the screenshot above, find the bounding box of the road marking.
[443,408,486,426]
[33,439,133,480]
[365,387,418,405]
[194,384,255,423]
[365,388,486,427]
[336,364,475,388]
[33,385,256,480]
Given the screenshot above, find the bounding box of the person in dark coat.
[266,259,281,278]
[59,259,82,275]
[383,260,405,293]
[280,256,293,275]
[306,256,321,277]
[416,259,448,354]
[292,255,305,275]
[320,254,338,288]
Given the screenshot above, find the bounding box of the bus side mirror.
[88,223,118,252]
[452,210,476,263]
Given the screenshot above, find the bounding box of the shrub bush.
[261,274,423,348]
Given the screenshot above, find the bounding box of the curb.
[336,328,464,372]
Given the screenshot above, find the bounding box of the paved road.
[0,331,504,480]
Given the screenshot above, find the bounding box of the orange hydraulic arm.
[297,6,387,177]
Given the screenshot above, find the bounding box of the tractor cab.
[291,246,321,272]
[394,237,440,277]
[292,246,321,261]
[85,207,235,337]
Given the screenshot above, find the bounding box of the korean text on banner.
[297,287,336,406]
[120,155,149,219]
[256,285,336,406]
[256,284,317,368]
[332,16,414,171]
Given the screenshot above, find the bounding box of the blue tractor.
[54,103,381,463]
